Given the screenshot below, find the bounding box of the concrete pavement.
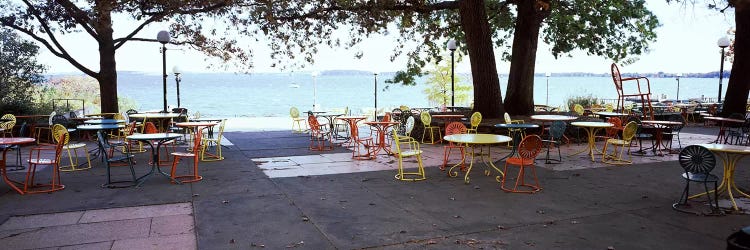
[0,125,748,249]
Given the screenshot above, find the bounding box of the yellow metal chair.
[420,111,442,144]
[623,103,634,115]
[1,114,16,137]
[290,107,307,133]
[573,104,585,116]
[503,112,524,146]
[605,103,614,112]
[602,121,638,165]
[52,124,92,171]
[201,119,227,161]
[392,130,426,181]
[467,112,482,134]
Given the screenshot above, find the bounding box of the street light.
[157,30,170,112]
[545,72,551,106]
[447,39,457,107]
[374,72,378,120]
[173,65,182,108]
[311,71,319,111]
[717,36,730,103]
[675,73,682,102]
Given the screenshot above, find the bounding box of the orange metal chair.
[144,122,174,165]
[307,114,333,151]
[441,122,466,172]
[596,117,623,142]
[170,129,203,183]
[24,132,66,194]
[501,135,543,193]
[349,120,375,160]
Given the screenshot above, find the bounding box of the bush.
[566,94,601,110]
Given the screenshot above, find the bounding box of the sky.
[36,1,736,75]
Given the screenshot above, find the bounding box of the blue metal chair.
[673,145,721,215]
[543,121,567,164]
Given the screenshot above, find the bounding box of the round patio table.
[126,133,183,187]
[84,119,126,125]
[363,121,399,156]
[593,112,627,120]
[570,121,613,162]
[530,115,577,137]
[494,123,540,158]
[336,116,367,146]
[443,134,512,184]
[692,144,750,211]
[77,124,125,161]
[641,120,683,156]
[0,137,36,194]
[703,116,745,144]
[129,113,181,132]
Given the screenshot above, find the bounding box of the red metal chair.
[596,117,622,142]
[611,63,653,120]
[441,122,466,172]
[307,114,333,151]
[24,132,66,194]
[170,129,203,183]
[501,135,543,193]
[349,120,375,160]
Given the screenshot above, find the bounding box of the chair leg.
[170,155,180,183]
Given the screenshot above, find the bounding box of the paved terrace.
[0,120,749,249]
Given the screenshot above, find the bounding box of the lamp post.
[717,36,730,103]
[545,72,551,106]
[675,73,682,102]
[447,39,457,107]
[157,30,170,112]
[374,72,378,120]
[173,65,182,108]
[311,71,318,111]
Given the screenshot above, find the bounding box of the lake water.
[116,72,723,117]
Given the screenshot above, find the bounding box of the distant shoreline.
[45,70,731,79]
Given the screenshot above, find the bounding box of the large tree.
[0,28,46,114]
[693,0,750,116]
[0,0,252,113]
[505,0,658,114]
[257,0,659,117]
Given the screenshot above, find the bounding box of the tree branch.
[54,0,99,40]
[115,1,233,49]
[16,0,96,77]
[0,20,96,77]
[113,14,164,49]
[273,1,460,21]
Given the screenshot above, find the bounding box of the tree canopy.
[255,0,659,116]
[1,0,660,116]
[0,28,46,114]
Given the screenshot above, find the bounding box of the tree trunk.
[722,3,750,116]
[504,0,548,116]
[94,3,118,114]
[458,0,504,118]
